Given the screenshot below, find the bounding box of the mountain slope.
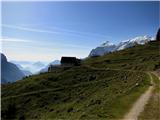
[85,41,160,71]
[40,60,60,73]
[11,61,46,74]
[2,67,150,119]
[1,53,25,84]
[24,61,46,74]
[89,41,116,56]
[1,40,159,119]
[15,64,32,76]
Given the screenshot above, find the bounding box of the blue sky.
[1,1,159,62]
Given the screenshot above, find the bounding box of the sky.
[1,1,159,62]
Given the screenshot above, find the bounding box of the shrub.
[67,107,73,112]
[2,101,17,119]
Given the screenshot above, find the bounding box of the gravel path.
[124,73,154,120]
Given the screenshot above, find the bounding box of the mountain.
[22,70,32,76]
[1,53,25,84]
[115,36,153,51]
[89,41,116,56]
[15,64,32,76]
[10,61,46,74]
[2,40,159,119]
[89,35,153,57]
[24,61,46,73]
[40,60,60,73]
[15,64,24,70]
[32,61,45,68]
[10,61,34,68]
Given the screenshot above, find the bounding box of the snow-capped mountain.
[116,35,154,51]
[89,36,154,57]
[89,41,116,56]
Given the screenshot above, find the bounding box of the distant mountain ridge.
[40,60,60,73]
[1,53,25,84]
[89,35,154,57]
[24,61,46,73]
[15,64,32,76]
[11,61,46,74]
[11,60,60,74]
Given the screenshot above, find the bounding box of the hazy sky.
[1,1,159,62]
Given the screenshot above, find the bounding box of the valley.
[1,40,160,120]
[1,1,159,120]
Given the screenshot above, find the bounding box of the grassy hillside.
[1,41,159,120]
[83,41,160,71]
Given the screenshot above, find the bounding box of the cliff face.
[1,53,25,84]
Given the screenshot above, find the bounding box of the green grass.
[1,41,159,120]
[138,73,160,120]
[83,41,160,71]
[1,67,150,119]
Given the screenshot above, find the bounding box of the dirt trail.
[123,73,154,120]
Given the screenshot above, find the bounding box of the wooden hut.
[61,57,81,66]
